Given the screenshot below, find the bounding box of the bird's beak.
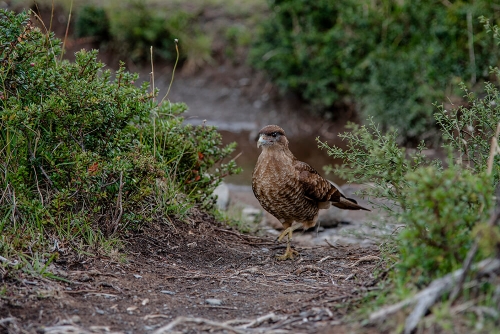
[257,135,266,148]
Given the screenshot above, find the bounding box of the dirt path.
[1,211,380,334]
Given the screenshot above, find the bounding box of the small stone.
[70,315,81,323]
[133,274,142,279]
[205,298,222,306]
[161,290,175,295]
[126,306,138,313]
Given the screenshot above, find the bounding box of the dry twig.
[350,255,381,267]
[152,312,288,334]
[153,317,246,334]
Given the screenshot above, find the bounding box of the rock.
[213,182,230,210]
[161,290,175,295]
[205,298,222,306]
[241,206,262,224]
[70,315,81,324]
[317,207,341,228]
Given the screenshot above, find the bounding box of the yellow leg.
[276,224,301,260]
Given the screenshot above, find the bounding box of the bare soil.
[0,211,381,334]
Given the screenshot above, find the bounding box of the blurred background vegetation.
[9,0,500,145]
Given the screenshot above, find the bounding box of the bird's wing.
[294,160,370,211]
[294,161,341,203]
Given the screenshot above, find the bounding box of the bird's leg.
[276,224,301,261]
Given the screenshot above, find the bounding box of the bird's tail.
[332,196,370,211]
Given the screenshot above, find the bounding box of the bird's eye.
[271,132,278,137]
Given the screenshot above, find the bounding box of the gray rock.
[213,182,230,210]
[317,207,341,228]
[205,298,222,306]
[241,206,262,224]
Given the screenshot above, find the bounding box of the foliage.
[320,70,499,288]
[319,75,499,330]
[251,0,500,142]
[319,119,433,213]
[435,81,500,179]
[73,0,213,67]
[0,10,240,258]
[398,166,492,283]
[107,1,176,62]
[75,5,110,42]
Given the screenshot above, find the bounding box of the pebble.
[161,290,175,295]
[205,298,222,306]
[133,274,142,279]
[71,315,81,323]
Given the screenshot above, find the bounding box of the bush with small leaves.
[0,10,240,255]
[75,5,110,43]
[252,0,500,143]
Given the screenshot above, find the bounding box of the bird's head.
[257,125,288,149]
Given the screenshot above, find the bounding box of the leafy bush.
[398,166,492,283]
[81,1,211,67]
[0,10,239,256]
[107,1,175,62]
[75,5,110,42]
[251,0,500,142]
[319,71,499,331]
[249,0,375,110]
[435,80,500,181]
[319,26,500,285]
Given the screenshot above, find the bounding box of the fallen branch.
[323,239,337,248]
[350,255,381,267]
[369,258,500,333]
[43,325,94,334]
[153,312,287,334]
[152,316,247,334]
[236,312,282,329]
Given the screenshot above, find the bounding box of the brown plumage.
[252,125,370,260]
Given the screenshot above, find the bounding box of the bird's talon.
[276,247,299,261]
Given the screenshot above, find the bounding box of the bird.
[252,125,370,260]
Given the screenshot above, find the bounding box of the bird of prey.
[252,125,370,260]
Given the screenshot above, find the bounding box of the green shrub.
[319,69,499,287]
[75,5,110,42]
[107,1,175,62]
[251,0,500,142]
[249,0,375,110]
[0,10,239,256]
[398,166,492,284]
[319,119,434,212]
